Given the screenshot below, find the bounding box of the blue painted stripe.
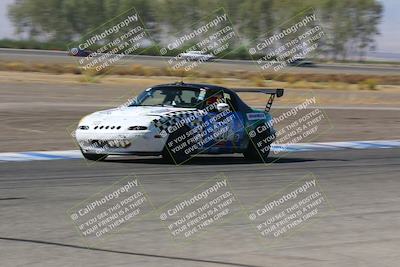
[20,152,72,159]
[0,140,399,162]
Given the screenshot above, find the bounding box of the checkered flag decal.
[152,110,203,137]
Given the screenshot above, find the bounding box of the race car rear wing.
[232,88,284,112]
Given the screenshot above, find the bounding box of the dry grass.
[1,70,400,107]
[358,78,378,90]
[0,61,399,90]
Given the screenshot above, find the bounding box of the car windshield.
[129,87,204,108]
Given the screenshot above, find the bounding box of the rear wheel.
[243,124,273,162]
[81,150,108,161]
[243,140,270,162]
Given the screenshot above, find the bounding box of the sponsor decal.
[247,113,266,121]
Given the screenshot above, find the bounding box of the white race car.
[178,51,216,61]
[75,82,284,163]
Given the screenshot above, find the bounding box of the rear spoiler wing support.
[231,88,284,112]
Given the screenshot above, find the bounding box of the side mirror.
[217,102,230,112]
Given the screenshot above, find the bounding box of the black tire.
[161,148,178,164]
[162,126,193,164]
[81,150,108,161]
[243,124,274,162]
[243,140,270,162]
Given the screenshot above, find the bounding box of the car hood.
[79,106,196,127]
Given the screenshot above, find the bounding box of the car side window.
[223,91,239,111]
[201,90,239,111]
[203,90,224,111]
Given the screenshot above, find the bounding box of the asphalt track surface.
[1,48,400,75]
[1,148,399,267]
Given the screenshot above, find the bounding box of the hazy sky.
[375,0,399,52]
[0,0,14,39]
[0,0,398,53]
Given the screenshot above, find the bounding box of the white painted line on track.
[0,140,399,162]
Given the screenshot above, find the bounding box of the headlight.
[79,115,88,124]
[128,126,148,130]
[78,125,89,130]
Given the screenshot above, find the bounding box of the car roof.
[152,82,234,93]
[151,82,253,111]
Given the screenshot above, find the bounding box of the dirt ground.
[0,71,399,152]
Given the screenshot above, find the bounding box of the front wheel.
[81,150,108,161]
[162,125,193,164]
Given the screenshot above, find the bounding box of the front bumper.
[75,130,167,154]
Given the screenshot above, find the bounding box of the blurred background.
[0,0,398,61]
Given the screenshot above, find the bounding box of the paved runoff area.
[1,148,400,266]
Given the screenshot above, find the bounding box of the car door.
[199,89,246,153]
